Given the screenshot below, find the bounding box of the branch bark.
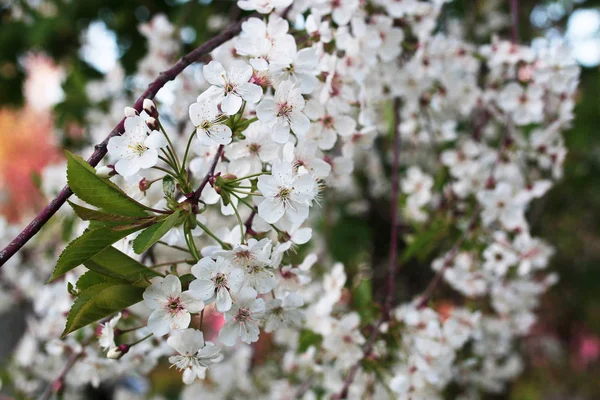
[333,98,403,399]
[0,17,251,267]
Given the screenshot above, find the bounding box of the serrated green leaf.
[163,175,175,199]
[62,282,144,338]
[65,151,148,217]
[132,210,184,254]
[69,201,154,224]
[50,225,142,282]
[84,246,160,284]
[76,270,125,292]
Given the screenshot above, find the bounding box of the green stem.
[157,241,192,253]
[182,128,197,170]
[149,259,195,268]
[230,200,246,244]
[196,221,229,249]
[152,166,178,178]
[159,121,182,170]
[129,333,153,347]
[184,227,201,261]
[158,153,178,171]
[230,172,270,183]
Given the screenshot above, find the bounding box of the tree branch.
[333,98,403,399]
[415,121,512,308]
[0,17,252,267]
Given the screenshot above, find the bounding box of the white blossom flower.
[189,256,245,313]
[257,160,316,224]
[189,100,232,145]
[167,328,222,384]
[226,121,280,173]
[235,15,296,71]
[270,47,320,94]
[219,287,265,346]
[264,292,304,332]
[322,312,365,368]
[199,60,262,115]
[107,115,168,176]
[497,83,544,125]
[143,274,205,336]
[97,312,121,351]
[256,80,310,143]
[237,0,292,14]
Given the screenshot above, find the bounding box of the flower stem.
[195,220,230,249]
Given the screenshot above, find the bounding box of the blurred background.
[0,0,599,398]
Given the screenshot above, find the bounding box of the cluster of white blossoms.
[0,0,581,399]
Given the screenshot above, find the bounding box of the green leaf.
[84,246,160,284]
[50,225,143,282]
[352,278,378,324]
[298,329,323,353]
[76,270,125,292]
[69,201,155,223]
[163,175,175,199]
[401,218,450,263]
[132,210,184,254]
[65,151,148,217]
[62,282,145,338]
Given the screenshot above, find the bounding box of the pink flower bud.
[143,98,158,118]
[96,165,116,178]
[124,107,138,117]
[107,344,129,359]
[146,117,159,131]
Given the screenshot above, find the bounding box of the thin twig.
[0,16,253,267]
[333,98,402,399]
[415,121,512,308]
[39,337,93,400]
[190,145,224,203]
[510,0,519,44]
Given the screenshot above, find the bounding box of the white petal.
[145,131,168,149]
[256,99,277,122]
[138,149,159,169]
[258,198,285,223]
[334,115,357,136]
[289,112,310,135]
[271,119,291,143]
[208,124,233,145]
[148,310,171,337]
[181,291,205,313]
[215,287,233,312]
[114,157,140,177]
[170,310,191,331]
[221,94,243,115]
[228,60,253,84]
[237,83,263,103]
[203,61,227,86]
[218,321,240,346]
[189,279,216,300]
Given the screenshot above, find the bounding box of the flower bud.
[143,99,159,118]
[146,117,159,131]
[139,177,151,193]
[124,107,138,117]
[107,344,129,360]
[96,165,116,178]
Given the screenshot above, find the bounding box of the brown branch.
[333,98,403,399]
[415,121,512,308]
[39,336,94,400]
[190,145,224,203]
[0,17,252,267]
[510,0,519,44]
